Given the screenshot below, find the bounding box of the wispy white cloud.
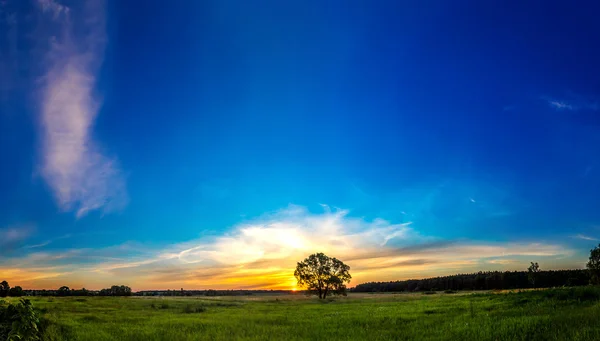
[38,0,69,17]
[486,259,517,265]
[172,206,417,266]
[24,233,72,249]
[543,95,600,112]
[572,234,598,241]
[548,100,575,110]
[0,224,35,254]
[36,0,126,217]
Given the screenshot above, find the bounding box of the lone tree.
[294,253,351,299]
[587,244,600,284]
[527,262,540,287]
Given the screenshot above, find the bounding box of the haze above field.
[1,0,600,290]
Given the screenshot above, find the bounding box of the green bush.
[443,290,457,294]
[0,299,42,341]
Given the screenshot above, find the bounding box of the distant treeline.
[0,282,133,297]
[1,280,295,297]
[24,285,132,297]
[135,289,295,297]
[352,270,590,292]
[23,288,294,297]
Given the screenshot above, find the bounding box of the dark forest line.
[351,269,590,292]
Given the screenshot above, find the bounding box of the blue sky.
[1,0,600,290]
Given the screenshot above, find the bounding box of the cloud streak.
[548,100,574,110]
[543,95,599,112]
[0,225,34,254]
[572,234,598,241]
[37,0,126,217]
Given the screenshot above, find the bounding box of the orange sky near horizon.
[1,207,586,291]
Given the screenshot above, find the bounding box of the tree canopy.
[587,244,600,284]
[294,253,351,299]
[8,286,24,297]
[0,281,9,298]
[528,262,540,287]
[99,285,132,296]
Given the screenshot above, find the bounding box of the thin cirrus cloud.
[572,234,598,241]
[543,95,599,112]
[36,0,126,217]
[0,225,35,254]
[548,100,574,110]
[0,206,578,290]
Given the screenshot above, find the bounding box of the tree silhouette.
[0,281,9,298]
[528,262,540,287]
[8,286,23,297]
[587,244,600,284]
[99,285,132,296]
[57,286,71,296]
[294,253,351,299]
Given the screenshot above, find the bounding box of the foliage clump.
[0,299,42,341]
[587,244,600,284]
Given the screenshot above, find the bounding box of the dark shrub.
[182,305,206,313]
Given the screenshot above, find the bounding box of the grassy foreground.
[16,287,600,340]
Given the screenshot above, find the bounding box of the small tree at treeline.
[99,285,132,296]
[57,286,71,296]
[528,262,540,287]
[294,253,351,299]
[587,244,600,284]
[8,286,24,297]
[0,282,24,297]
[0,281,9,298]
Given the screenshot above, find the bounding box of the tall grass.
[21,287,600,340]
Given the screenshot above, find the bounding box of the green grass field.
[14,287,600,340]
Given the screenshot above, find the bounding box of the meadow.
[9,287,600,340]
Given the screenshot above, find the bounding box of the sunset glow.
[1,0,597,292]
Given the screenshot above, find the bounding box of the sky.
[1,0,600,291]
